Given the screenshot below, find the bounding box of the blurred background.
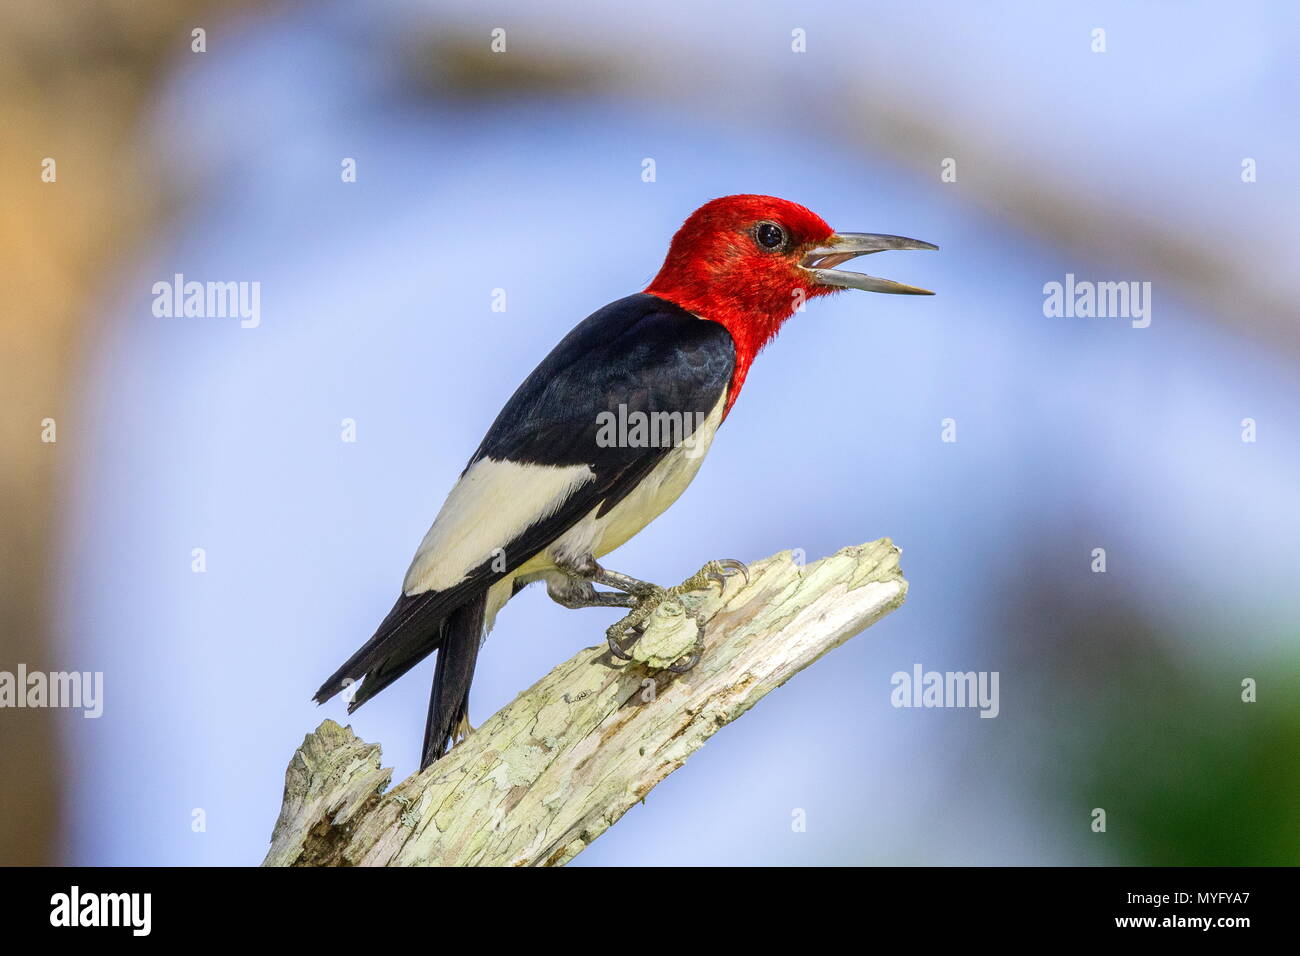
[2,0,1297,866]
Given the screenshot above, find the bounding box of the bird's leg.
[544,575,637,611]
[588,567,663,598]
[549,556,666,659]
[546,558,659,661]
[588,557,751,668]
[552,555,665,600]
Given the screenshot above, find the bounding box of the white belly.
[549,391,725,566]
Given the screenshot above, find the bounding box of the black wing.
[315,293,735,708]
[471,292,735,473]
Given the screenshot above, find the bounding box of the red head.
[646,195,936,414]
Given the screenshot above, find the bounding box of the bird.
[314,194,936,769]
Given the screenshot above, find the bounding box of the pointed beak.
[800,232,939,295]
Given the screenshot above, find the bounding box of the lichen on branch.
[263,538,907,867]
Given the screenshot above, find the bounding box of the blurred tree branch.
[413,28,1300,354]
[263,539,907,867]
[0,0,256,866]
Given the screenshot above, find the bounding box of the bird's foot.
[604,558,749,669]
[674,557,750,595]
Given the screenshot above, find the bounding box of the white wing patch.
[402,457,594,595]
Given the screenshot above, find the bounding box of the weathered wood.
[263,538,908,867]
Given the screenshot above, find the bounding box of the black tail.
[313,589,453,712]
[420,591,486,769]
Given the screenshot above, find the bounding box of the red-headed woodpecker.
[315,194,936,768]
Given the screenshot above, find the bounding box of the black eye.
[755,221,786,250]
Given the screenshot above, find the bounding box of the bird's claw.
[666,650,701,673]
[605,595,659,661]
[603,559,745,669]
[703,558,749,591]
[606,628,636,660]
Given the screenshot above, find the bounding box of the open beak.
[800,232,938,295]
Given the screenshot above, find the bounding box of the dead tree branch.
[263,538,907,866]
